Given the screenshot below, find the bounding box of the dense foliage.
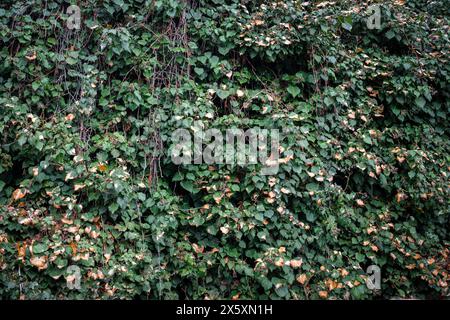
[0,0,448,299]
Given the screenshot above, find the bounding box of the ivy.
[0,0,448,300]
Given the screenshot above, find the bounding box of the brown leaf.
[325,279,338,291]
[30,256,48,270]
[192,243,204,254]
[274,258,284,267]
[12,189,27,201]
[340,269,349,277]
[25,51,37,61]
[61,217,73,225]
[232,293,241,300]
[290,259,303,268]
[296,274,308,285]
[17,242,27,258]
[395,192,407,203]
[213,194,223,204]
[69,242,77,256]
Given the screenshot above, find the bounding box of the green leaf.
[306,183,318,192]
[287,85,301,98]
[65,57,78,65]
[194,67,204,76]
[356,253,365,262]
[415,96,426,109]
[109,203,119,214]
[275,285,289,297]
[385,30,395,39]
[180,180,199,194]
[18,135,27,146]
[217,89,230,100]
[33,243,48,254]
[342,22,352,31]
[173,172,183,182]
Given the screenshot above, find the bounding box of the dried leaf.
[12,189,27,201]
[297,274,308,285]
[30,256,48,270]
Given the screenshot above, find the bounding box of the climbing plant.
[0,0,448,299]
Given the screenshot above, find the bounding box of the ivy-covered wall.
[0,0,448,299]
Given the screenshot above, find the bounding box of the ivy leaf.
[65,57,78,65]
[109,203,119,214]
[415,96,426,109]
[33,243,48,254]
[287,85,301,98]
[275,285,289,298]
[194,67,204,76]
[385,30,395,39]
[306,183,318,192]
[217,89,230,100]
[180,180,199,194]
[342,22,352,31]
